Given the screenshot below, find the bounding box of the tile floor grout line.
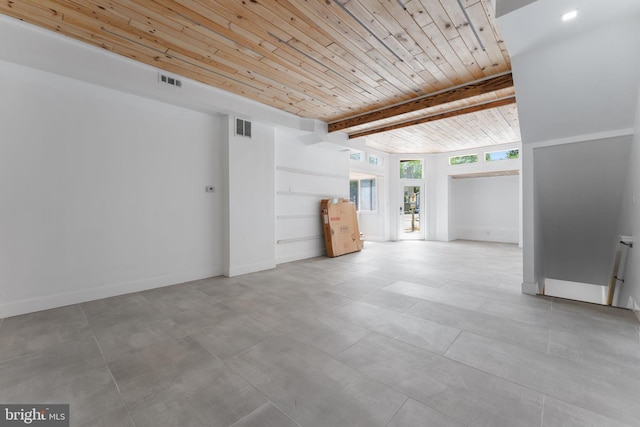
[441,333,639,425]
[546,328,551,355]
[228,401,302,427]
[448,326,640,376]
[80,304,138,427]
[474,297,491,313]
[441,329,464,356]
[335,335,480,427]
[383,396,410,427]
[212,340,303,427]
[401,297,555,347]
[5,241,640,425]
[332,305,467,356]
[438,347,556,408]
[334,330,375,357]
[401,299,421,313]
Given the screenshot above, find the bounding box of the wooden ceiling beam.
[348,96,517,139]
[329,72,513,132]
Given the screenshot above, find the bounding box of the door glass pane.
[402,186,421,234]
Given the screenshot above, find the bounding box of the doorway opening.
[398,159,425,240]
[399,184,424,240]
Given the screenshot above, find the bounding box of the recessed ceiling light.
[562,9,578,22]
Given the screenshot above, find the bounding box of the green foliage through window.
[449,154,478,165]
[485,149,519,161]
[369,155,383,166]
[400,160,423,179]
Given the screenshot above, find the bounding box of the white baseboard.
[227,260,276,277]
[544,278,607,305]
[0,267,221,319]
[276,248,325,265]
[361,235,385,242]
[451,227,519,244]
[521,281,539,295]
[627,296,640,323]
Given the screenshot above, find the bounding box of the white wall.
[275,133,349,263]
[431,155,449,242]
[533,136,632,286]
[0,14,356,317]
[616,88,640,314]
[223,117,276,276]
[0,61,224,317]
[521,143,544,294]
[0,14,327,134]
[501,5,640,295]
[438,143,522,243]
[451,175,520,243]
[512,16,640,144]
[382,143,521,243]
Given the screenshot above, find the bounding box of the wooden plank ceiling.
[0,0,520,153]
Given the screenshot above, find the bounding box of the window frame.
[349,177,378,213]
[484,149,520,162]
[368,154,383,166]
[399,159,424,179]
[349,152,364,162]
[448,154,479,166]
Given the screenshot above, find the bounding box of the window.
[485,149,519,161]
[350,152,363,161]
[350,178,377,212]
[400,160,423,179]
[235,118,252,137]
[360,179,376,211]
[350,180,359,210]
[369,154,383,166]
[449,154,478,165]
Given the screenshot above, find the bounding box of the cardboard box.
[321,198,362,257]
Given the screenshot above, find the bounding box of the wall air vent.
[158,73,182,88]
[235,117,252,138]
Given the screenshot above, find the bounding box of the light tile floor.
[1,240,639,426]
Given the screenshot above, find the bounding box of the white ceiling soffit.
[495,0,538,18]
[497,0,640,57]
[450,170,520,179]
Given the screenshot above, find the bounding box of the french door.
[398,184,424,240]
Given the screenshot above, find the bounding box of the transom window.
[449,154,478,165]
[350,152,363,161]
[485,149,519,161]
[400,160,423,179]
[369,154,383,166]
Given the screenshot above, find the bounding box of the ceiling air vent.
[235,117,252,138]
[158,73,182,88]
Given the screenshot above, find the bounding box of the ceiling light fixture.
[562,9,578,22]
